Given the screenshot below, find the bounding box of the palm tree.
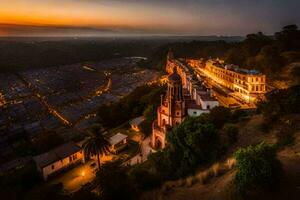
[83,124,110,170]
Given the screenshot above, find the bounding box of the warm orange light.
[81,171,85,177]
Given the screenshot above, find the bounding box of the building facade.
[152,68,186,149]
[33,142,83,180]
[152,52,219,149]
[188,59,266,103]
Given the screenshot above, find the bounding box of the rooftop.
[211,60,262,75]
[0,156,32,173]
[200,93,218,101]
[109,133,128,145]
[129,116,145,126]
[33,142,81,169]
[168,67,182,83]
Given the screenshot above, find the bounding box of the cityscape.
[0,0,300,200]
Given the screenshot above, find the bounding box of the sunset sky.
[0,0,299,36]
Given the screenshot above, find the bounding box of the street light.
[81,171,85,177]
[80,170,86,186]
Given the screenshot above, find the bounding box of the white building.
[33,142,83,180]
[109,133,128,154]
[129,116,145,132]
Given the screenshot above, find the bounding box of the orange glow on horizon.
[0,0,199,36]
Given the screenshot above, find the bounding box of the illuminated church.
[151,51,219,149]
[151,67,186,149]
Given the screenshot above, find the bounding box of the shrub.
[223,124,239,144]
[209,106,231,128]
[96,161,135,200]
[231,109,248,122]
[234,142,282,195]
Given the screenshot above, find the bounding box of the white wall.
[41,151,83,180]
[200,100,219,110]
[187,108,209,117]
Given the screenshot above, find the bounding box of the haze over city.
[0,0,299,36]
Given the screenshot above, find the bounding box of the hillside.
[141,114,300,200]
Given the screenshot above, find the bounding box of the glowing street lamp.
[81,171,85,177]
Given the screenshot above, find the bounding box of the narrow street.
[15,73,73,126]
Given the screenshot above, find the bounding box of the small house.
[33,142,83,180]
[109,133,128,154]
[129,116,145,132]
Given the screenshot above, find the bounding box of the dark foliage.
[169,25,300,75]
[149,115,220,179]
[258,85,300,119]
[234,143,282,195]
[96,161,135,200]
[223,123,239,144]
[97,84,165,128]
[0,38,162,73]
[209,106,232,129]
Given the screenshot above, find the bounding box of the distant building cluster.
[166,53,219,114]
[152,51,268,149]
[0,57,158,175]
[152,52,219,149]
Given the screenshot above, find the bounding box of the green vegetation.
[129,106,239,192]
[234,143,282,195]
[164,116,220,177]
[223,124,239,144]
[170,25,300,76]
[83,124,110,169]
[96,161,135,200]
[137,45,169,71]
[2,25,299,77]
[258,85,300,119]
[209,106,232,128]
[97,84,165,131]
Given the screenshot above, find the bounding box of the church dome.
[168,68,181,83]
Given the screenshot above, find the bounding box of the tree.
[156,116,220,178]
[83,124,110,169]
[223,123,239,144]
[254,45,284,73]
[275,24,300,51]
[225,47,245,66]
[289,63,300,84]
[234,143,282,195]
[96,161,134,200]
[209,106,231,128]
[257,85,300,119]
